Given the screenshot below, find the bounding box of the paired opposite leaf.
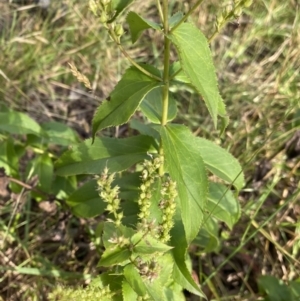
[0,111,42,136]
[140,87,177,124]
[207,183,241,229]
[160,124,208,243]
[171,216,206,298]
[41,121,79,146]
[110,0,135,22]
[67,180,105,218]
[170,23,226,128]
[127,12,161,43]
[124,264,166,301]
[55,135,156,176]
[92,66,162,140]
[195,138,244,191]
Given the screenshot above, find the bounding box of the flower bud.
[115,24,124,37]
[101,0,111,6]
[244,0,253,7]
[89,0,98,16]
[234,6,243,17]
[100,12,108,24]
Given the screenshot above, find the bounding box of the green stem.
[159,0,171,176]
[156,0,164,23]
[170,0,205,33]
[108,27,162,82]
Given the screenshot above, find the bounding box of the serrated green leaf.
[124,264,147,297]
[132,234,172,254]
[55,135,156,176]
[36,153,53,193]
[92,66,162,139]
[144,278,167,301]
[170,23,226,128]
[290,280,300,299]
[171,216,206,298]
[156,253,174,286]
[67,179,105,218]
[122,280,138,301]
[160,124,208,243]
[0,111,42,136]
[194,137,244,191]
[102,222,136,249]
[124,264,166,301]
[127,11,161,43]
[28,153,53,193]
[41,121,79,146]
[258,275,292,301]
[169,61,191,84]
[110,0,135,22]
[207,182,241,229]
[52,175,77,200]
[98,272,124,301]
[0,138,19,176]
[140,87,177,124]
[169,12,184,29]
[193,215,219,252]
[130,119,160,142]
[66,173,141,218]
[99,245,131,267]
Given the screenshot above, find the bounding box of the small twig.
[7,176,61,202]
[108,26,162,82]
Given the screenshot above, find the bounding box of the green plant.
[47,0,252,299]
[0,1,255,300]
[0,103,79,200]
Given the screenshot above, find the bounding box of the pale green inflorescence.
[97,167,123,226]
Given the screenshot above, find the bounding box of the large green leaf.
[41,121,79,146]
[37,153,54,193]
[99,246,131,267]
[130,119,160,141]
[258,275,292,301]
[170,23,226,127]
[124,264,147,297]
[67,173,141,218]
[67,179,105,218]
[132,233,172,254]
[110,0,135,22]
[127,11,161,43]
[140,87,177,124]
[124,264,166,301]
[102,223,136,250]
[195,137,244,191]
[171,216,206,298]
[55,135,156,176]
[193,215,219,252]
[207,182,241,229]
[0,138,19,176]
[92,66,162,139]
[169,12,184,29]
[160,124,208,243]
[52,175,77,200]
[97,272,124,301]
[27,153,53,193]
[169,61,191,84]
[0,111,42,136]
[122,281,138,301]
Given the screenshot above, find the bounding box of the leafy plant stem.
[108,26,162,82]
[170,0,205,33]
[159,0,171,176]
[156,0,164,23]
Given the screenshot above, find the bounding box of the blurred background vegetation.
[0,0,299,300]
